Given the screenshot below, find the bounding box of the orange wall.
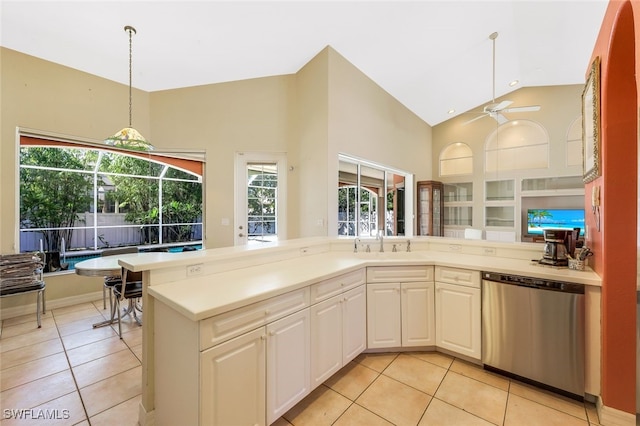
[586,0,637,414]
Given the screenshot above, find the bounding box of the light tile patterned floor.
[0,300,602,425]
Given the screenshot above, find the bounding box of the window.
[234,152,287,246]
[337,155,413,237]
[19,135,203,257]
[338,186,378,236]
[247,163,278,243]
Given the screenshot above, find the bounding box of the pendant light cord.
[125,25,136,128]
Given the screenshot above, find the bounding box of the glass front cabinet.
[417,181,444,236]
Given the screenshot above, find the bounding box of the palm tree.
[528,209,553,227]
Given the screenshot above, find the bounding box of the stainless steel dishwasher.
[481,271,585,399]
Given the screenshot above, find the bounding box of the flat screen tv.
[526,209,585,236]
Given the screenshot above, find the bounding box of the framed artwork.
[582,56,601,183]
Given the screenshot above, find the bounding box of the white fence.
[22,213,153,252]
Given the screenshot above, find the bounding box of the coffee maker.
[539,229,570,266]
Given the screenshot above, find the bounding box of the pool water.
[62,245,202,271]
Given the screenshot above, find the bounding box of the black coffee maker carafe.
[540,229,570,266]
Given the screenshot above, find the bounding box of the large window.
[338,155,413,237]
[19,136,203,257]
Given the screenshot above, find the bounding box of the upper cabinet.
[417,181,444,236]
[443,182,473,229]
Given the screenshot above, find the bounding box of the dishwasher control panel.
[482,272,584,294]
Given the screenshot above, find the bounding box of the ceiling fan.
[464,32,540,125]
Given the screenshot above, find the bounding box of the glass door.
[235,153,287,246]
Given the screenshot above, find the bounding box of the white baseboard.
[0,291,103,320]
[597,396,636,426]
[138,402,154,426]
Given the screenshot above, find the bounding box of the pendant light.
[104,25,154,151]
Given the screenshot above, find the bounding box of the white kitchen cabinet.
[367,281,435,349]
[310,294,342,386]
[367,282,401,348]
[200,287,309,350]
[200,327,266,426]
[342,285,367,362]
[266,308,311,425]
[435,281,481,359]
[402,281,436,347]
[310,284,366,387]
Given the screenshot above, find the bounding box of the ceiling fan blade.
[493,100,513,111]
[463,114,488,126]
[492,112,508,124]
[502,105,541,113]
[484,100,513,113]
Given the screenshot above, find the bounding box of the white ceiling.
[1,0,609,126]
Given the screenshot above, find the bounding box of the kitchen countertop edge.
[147,251,601,322]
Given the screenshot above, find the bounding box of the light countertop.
[146,250,601,322]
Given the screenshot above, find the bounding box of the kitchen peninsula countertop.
[147,249,601,322]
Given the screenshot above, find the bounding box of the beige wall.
[150,75,296,246]
[0,47,151,310]
[0,47,152,254]
[326,47,433,233]
[432,84,584,234]
[1,45,433,310]
[293,48,330,238]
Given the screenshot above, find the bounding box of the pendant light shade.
[104,25,154,151]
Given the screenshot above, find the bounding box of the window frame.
[337,154,414,237]
[15,128,205,256]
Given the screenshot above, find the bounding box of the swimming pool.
[61,244,202,271]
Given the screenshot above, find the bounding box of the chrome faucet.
[392,244,397,252]
[377,231,384,253]
[406,239,411,252]
[353,238,360,253]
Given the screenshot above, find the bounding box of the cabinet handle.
[264,310,271,315]
[269,330,276,336]
[260,335,266,341]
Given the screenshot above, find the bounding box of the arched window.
[485,120,549,172]
[440,142,473,176]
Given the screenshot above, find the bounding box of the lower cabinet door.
[367,283,401,348]
[401,281,435,347]
[435,281,481,359]
[342,284,366,363]
[266,308,311,424]
[200,326,266,426]
[310,295,343,388]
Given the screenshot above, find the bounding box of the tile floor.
[1,299,602,426]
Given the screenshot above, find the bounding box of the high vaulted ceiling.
[1,1,608,126]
